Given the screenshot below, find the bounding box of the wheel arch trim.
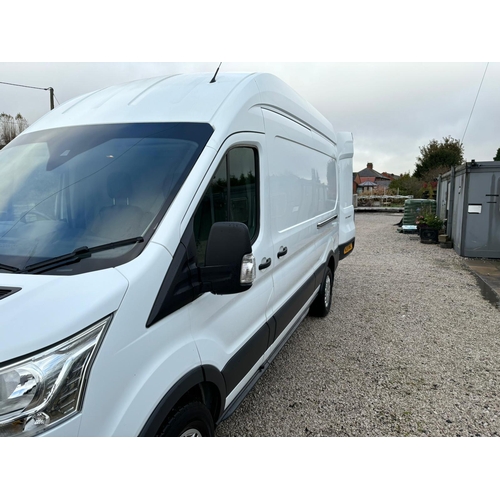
[138,365,226,436]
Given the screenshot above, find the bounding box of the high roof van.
[0,72,355,436]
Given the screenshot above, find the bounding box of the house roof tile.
[355,167,391,180]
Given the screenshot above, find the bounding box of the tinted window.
[194,147,258,265]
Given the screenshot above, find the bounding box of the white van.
[0,72,354,436]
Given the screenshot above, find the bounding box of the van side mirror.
[201,222,256,295]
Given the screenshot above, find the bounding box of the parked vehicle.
[0,72,354,436]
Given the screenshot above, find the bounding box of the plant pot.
[420,227,439,244]
[416,224,427,235]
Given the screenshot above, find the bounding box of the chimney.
[367,163,373,169]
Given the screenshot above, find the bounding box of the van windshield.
[0,122,213,273]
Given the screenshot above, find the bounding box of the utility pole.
[0,81,56,110]
[48,87,54,110]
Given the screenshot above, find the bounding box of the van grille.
[0,287,21,300]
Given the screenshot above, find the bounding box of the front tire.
[309,267,333,317]
[156,401,215,437]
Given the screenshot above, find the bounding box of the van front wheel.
[309,267,333,317]
[156,401,215,437]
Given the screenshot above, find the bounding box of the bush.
[416,212,443,230]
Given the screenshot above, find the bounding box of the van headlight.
[0,316,111,437]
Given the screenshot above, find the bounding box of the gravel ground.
[216,212,500,437]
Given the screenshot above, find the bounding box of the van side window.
[194,147,258,265]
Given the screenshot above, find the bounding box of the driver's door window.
[193,147,258,265]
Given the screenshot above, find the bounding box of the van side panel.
[263,109,338,318]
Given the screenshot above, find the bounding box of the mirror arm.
[198,264,236,293]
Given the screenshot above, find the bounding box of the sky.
[2,0,498,178]
[1,62,498,176]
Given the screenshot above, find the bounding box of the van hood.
[0,269,129,364]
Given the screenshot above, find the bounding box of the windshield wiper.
[21,237,144,274]
[0,263,21,273]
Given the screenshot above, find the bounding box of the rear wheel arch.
[328,253,336,275]
[309,251,336,318]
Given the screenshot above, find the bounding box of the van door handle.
[259,257,272,270]
[277,246,288,258]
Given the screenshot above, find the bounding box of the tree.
[388,172,423,198]
[0,113,29,147]
[414,136,464,179]
[494,148,500,161]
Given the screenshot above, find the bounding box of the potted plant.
[417,212,443,244]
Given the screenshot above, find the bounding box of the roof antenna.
[210,62,222,83]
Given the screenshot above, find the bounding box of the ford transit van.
[0,72,355,436]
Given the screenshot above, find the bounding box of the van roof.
[26,73,336,142]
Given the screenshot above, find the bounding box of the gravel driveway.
[216,212,500,436]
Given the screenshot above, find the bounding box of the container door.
[463,171,500,258]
